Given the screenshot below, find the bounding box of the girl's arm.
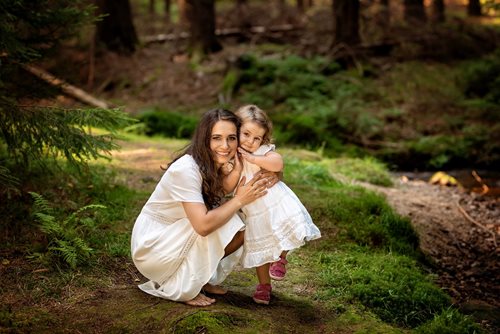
[183,173,270,236]
[238,148,283,172]
[222,154,243,193]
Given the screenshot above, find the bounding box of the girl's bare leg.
[223,230,244,258]
[256,263,271,285]
[280,250,289,260]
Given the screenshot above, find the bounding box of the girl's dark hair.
[168,108,240,209]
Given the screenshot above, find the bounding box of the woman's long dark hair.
[168,108,240,209]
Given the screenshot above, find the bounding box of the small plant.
[415,307,484,334]
[29,192,106,269]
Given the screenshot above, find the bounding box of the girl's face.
[210,120,238,167]
[239,121,266,153]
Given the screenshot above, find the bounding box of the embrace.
[131,106,321,306]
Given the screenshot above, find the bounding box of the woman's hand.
[233,175,268,206]
[255,169,280,189]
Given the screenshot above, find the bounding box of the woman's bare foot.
[184,293,215,307]
[202,283,228,295]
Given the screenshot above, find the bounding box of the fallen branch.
[143,24,299,45]
[21,64,110,109]
[456,201,497,247]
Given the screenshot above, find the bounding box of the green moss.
[318,250,450,328]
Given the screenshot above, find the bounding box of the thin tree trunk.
[185,0,222,55]
[467,0,481,16]
[149,0,155,14]
[404,0,427,23]
[379,0,390,26]
[432,0,445,22]
[164,0,171,22]
[297,0,305,12]
[95,0,138,54]
[332,0,360,46]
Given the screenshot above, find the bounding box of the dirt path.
[360,178,500,316]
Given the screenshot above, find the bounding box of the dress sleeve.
[165,156,205,203]
[254,144,276,156]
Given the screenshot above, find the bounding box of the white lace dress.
[240,144,321,268]
[131,154,244,301]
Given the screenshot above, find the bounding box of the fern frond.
[51,239,77,269]
[64,204,106,225]
[29,191,53,214]
[72,237,93,256]
[35,214,63,236]
[0,165,20,195]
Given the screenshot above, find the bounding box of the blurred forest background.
[1,0,500,333]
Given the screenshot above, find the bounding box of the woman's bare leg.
[202,283,227,295]
[184,293,216,306]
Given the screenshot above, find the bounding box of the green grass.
[0,135,487,333]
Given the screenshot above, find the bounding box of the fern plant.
[29,192,106,269]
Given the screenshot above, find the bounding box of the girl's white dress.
[131,154,244,301]
[240,144,321,268]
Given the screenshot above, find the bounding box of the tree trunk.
[149,0,156,14]
[379,0,390,26]
[432,0,445,22]
[404,0,427,23]
[467,0,481,16]
[297,0,305,12]
[178,0,188,27]
[95,0,138,54]
[164,0,171,22]
[185,0,222,55]
[332,0,360,46]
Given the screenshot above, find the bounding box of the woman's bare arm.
[183,173,271,236]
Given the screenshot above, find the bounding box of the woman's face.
[210,120,238,168]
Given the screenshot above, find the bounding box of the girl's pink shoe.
[253,283,272,305]
[269,257,288,281]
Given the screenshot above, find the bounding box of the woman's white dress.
[131,154,244,302]
[240,144,321,268]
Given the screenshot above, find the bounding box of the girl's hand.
[233,175,268,206]
[238,147,256,163]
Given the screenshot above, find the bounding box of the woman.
[131,108,275,306]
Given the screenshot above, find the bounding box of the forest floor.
[106,138,500,332]
[9,8,497,331]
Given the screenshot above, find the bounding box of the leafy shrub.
[29,192,105,269]
[230,54,385,153]
[319,250,451,328]
[138,108,197,138]
[461,49,500,104]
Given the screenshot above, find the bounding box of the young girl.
[223,104,321,305]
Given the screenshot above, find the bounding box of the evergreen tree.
[0,0,134,195]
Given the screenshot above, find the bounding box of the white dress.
[240,144,321,268]
[131,154,244,302]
